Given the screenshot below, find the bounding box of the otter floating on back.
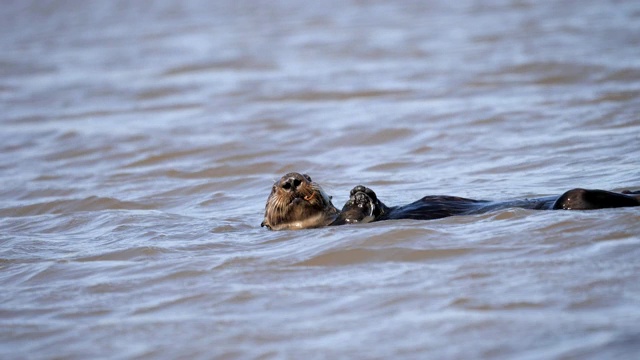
[261,172,640,230]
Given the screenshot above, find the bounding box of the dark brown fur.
[262,172,640,230]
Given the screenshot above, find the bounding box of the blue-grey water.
[1,1,640,359]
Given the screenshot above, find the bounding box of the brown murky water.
[2,1,640,358]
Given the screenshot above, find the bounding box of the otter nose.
[282,176,303,191]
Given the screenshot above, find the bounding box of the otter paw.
[339,191,376,224]
[350,185,378,202]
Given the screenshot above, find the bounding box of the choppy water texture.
[2,1,640,359]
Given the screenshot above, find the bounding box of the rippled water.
[2,1,640,358]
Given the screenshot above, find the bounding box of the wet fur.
[261,173,339,230]
[262,173,640,230]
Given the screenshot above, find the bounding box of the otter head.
[261,172,339,230]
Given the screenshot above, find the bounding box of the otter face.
[261,172,339,230]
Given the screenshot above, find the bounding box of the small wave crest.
[0,196,154,217]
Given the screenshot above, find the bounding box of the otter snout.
[281,175,303,191]
[279,172,313,192]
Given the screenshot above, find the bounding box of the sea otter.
[260,172,640,230]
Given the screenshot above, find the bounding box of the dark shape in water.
[261,172,640,230]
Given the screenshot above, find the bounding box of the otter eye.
[293,179,301,187]
[303,174,312,182]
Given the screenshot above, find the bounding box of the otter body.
[262,173,640,230]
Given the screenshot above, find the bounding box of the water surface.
[2,0,640,358]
